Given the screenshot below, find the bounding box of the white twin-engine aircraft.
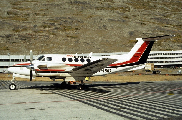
[8,35,173,90]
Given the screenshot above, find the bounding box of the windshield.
[37,55,45,61]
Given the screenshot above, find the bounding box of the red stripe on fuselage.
[109,41,150,66]
[66,64,83,67]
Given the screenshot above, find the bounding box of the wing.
[69,58,117,80]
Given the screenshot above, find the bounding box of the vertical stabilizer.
[110,35,174,67]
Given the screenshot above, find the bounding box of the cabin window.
[80,58,85,62]
[74,58,78,62]
[86,59,91,63]
[68,58,73,62]
[47,57,52,61]
[62,58,66,62]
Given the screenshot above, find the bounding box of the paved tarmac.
[0,80,182,120]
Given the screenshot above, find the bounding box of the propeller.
[30,50,33,81]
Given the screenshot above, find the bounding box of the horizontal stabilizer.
[137,35,175,41]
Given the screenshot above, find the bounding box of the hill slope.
[0,0,182,55]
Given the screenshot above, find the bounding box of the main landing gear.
[60,80,86,90]
[77,80,86,90]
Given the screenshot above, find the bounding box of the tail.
[110,35,174,67]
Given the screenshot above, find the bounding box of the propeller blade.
[30,50,33,63]
[30,69,32,81]
[30,50,33,81]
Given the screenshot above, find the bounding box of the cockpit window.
[47,57,52,61]
[42,57,45,61]
[37,55,45,61]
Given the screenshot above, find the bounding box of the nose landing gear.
[9,77,17,90]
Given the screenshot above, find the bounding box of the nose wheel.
[9,77,17,90]
[9,83,16,90]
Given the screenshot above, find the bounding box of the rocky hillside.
[0,0,181,55]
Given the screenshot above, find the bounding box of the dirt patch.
[1,73,181,83]
[91,74,182,82]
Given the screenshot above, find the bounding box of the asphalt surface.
[0,80,182,120]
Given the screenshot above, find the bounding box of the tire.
[77,84,85,90]
[77,85,82,90]
[9,83,16,90]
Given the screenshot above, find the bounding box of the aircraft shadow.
[23,81,140,93]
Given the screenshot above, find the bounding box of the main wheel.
[77,85,82,90]
[9,83,16,90]
[77,84,85,90]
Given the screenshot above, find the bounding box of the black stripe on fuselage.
[108,41,154,68]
